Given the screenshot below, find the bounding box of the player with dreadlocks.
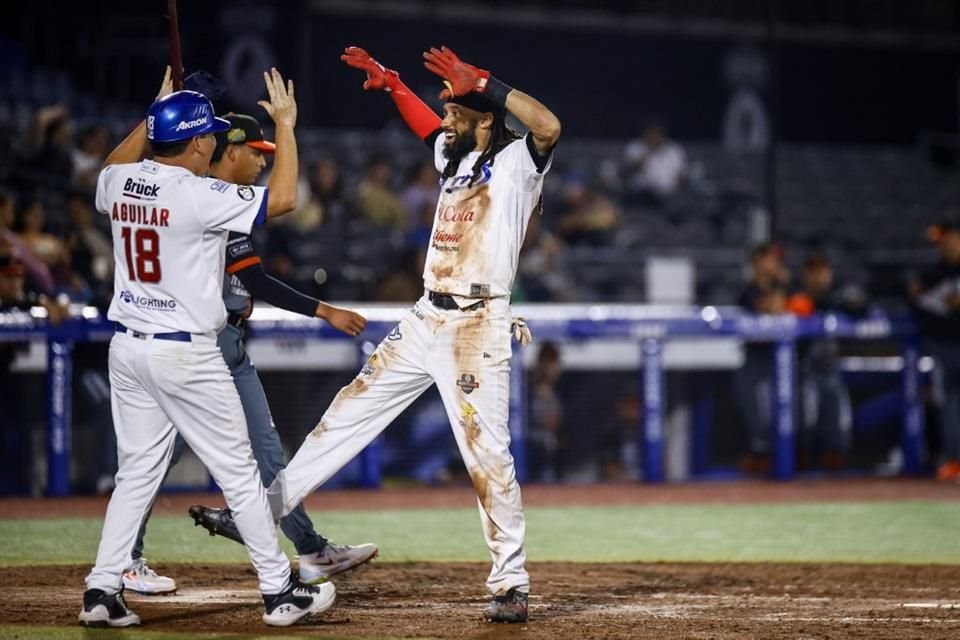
[189,44,561,623]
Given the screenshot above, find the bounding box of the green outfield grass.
[1,501,959,566]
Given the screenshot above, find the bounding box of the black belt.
[227,312,246,329]
[428,291,485,312]
[115,322,191,342]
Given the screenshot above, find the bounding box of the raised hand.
[340,46,400,92]
[257,67,297,129]
[156,66,174,100]
[422,46,489,100]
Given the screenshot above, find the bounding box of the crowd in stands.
[3,90,957,313]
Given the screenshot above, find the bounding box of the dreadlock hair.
[440,114,520,188]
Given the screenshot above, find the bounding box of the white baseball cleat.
[262,578,336,627]
[298,541,379,584]
[122,557,177,595]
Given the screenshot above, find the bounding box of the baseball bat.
[167,0,184,90]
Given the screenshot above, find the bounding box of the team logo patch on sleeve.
[237,185,255,201]
[228,241,253,257]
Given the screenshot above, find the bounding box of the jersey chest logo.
[444,164,492,193]
[123,177,160,201]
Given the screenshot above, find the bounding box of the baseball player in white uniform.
[192,46,561,623]
[79,67,335,628]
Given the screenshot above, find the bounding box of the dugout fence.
[0,304,922,496]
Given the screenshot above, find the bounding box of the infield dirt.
[3,480,959,638]
[3,561,960,638]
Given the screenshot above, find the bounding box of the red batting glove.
[341,46,400,92]
[422,46,490,100]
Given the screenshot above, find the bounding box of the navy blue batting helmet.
[146,90,230,143]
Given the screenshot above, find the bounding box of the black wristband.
[483,76,513,108]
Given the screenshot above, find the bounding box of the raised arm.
[257,68,299,218]
[423,46,561,154]
[341,46,441,145]
[104,67,174,167]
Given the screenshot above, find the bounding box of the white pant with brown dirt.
[267,293,529,596]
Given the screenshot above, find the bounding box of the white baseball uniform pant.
[267,294,529,596]
[84,329,290,595]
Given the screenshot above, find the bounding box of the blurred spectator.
[739,242,790,308]
[307,157,348,230]
[16,197,66,267]
[401,160,440,230]
[622,120,688,206]
[555,174,621,247]
[259,164,325,291]
[908,220,960,481]
[263,161,327,241]
[787,254,853,470]
[14,104,74,194]
[71,124,111,194]
[265,155,363,298]
[528,341,563,481]
[373,247,421,303]
[276,170,324,233]
[355,153,406,228]
[515,212,573,302]
[0,188,54,294]
[787,253,867,318]
[597,391,642,481]
[734,242,791,475]
[63,192,113,305]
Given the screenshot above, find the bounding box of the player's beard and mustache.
[442,125,478,164]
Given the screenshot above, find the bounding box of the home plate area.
[3,561,960,638]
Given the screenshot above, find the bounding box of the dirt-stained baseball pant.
[84,329,290,595]
[132,323,326,560]
[267,293,529,596]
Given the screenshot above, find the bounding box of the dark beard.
[441,129,477,164]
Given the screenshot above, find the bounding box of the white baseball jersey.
[95,160,267,334]
[267,132,557,599]
[424,133,552,299]
[87,160,292,599]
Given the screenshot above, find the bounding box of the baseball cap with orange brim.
[215,114,276,154]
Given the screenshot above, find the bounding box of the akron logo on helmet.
[237,185,255,201]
